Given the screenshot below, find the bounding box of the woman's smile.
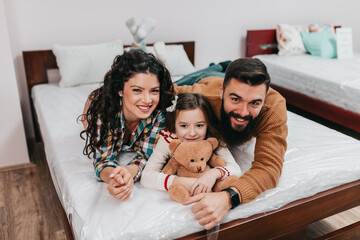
[120,73,160,122]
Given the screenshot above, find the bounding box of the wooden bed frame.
[23,41,360,239]
[246,29,360,133]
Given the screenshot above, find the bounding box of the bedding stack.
[276,23,338,58]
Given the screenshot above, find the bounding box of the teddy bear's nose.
[197,167,201,172]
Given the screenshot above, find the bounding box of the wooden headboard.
[23,41,195,94]
[246,29,278,57]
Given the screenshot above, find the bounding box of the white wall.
[0,0,29,167]
[3,0,360,143]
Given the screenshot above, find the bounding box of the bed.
[23,41,360,239]
[246,28,360,133]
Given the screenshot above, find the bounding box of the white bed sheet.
[32,83,360,240]
[254,53,360,114]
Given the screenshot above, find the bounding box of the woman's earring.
[119,93,123,105]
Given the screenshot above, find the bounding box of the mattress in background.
[255,53,360,114]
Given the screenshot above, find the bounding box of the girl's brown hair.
[164,93,223,143]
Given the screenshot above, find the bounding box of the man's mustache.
[227,112,253,121]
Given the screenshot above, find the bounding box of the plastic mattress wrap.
[32,83,360,240]
[255,53,360,114]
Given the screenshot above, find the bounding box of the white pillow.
[309,24,335,34]
[153,43,195,77]
[125,43,195,78]
[276,24,308,56]
[53,40,124,87]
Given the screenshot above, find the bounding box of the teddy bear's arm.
[209,155,225,168]
[162,157,180,175]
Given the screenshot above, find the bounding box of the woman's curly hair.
[80,49,174,158]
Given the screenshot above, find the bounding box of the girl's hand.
[107,166,134,201]
[190,169,221,196]
[172,177,198,193]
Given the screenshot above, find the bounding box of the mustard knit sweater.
[175,77,288,203]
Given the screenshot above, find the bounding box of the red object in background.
[246,29,278,57]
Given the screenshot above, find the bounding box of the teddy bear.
[162,137,225,203]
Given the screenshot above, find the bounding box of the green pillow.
[301,27,337,58]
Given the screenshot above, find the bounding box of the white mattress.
[32,83,360,240]
[254,53,360,114]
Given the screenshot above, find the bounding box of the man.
[174,58,288,230]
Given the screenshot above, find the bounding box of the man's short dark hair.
[223,58,271,92]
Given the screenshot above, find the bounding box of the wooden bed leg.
[271,225,308,240]
[316,221,360,240]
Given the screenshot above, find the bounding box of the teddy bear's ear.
[206,137,219,150]
[169,139,183,153]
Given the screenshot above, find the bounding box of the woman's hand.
[190,169,221,196]
[81,97,92,130]
[107,166,134,201]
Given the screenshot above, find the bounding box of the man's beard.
[220,104,258,146]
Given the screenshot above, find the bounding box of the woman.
[81,49,174,201]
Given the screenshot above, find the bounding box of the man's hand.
[182,191,232,230]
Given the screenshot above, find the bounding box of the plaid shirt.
[93,109,166,181]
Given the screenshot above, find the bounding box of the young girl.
[141,93,241,197]
[81,49,174,201]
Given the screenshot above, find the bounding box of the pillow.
[125,43,196,78]
[309,24,335,34]
[53,40,124,87]
[301,27,337,58]
[153,42,195,77]
[276,24,309,56]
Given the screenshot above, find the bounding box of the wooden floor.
[1,140,359,240]
[0,143,73,240]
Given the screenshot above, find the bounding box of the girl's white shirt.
[141,130,241,191]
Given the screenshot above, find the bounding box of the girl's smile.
[175,108,208,142]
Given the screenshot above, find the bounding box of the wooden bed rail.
[180,179,360,239]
